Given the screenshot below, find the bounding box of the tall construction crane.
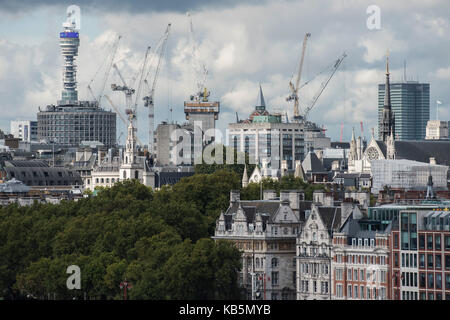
[86,35,121,106]
[142,23,171,155]
[104,94,145,147]
[287,33,311,122]
[187,12,209,102]
[98,35,121,107]
[133,46,151,114]
[301,52,347,122]
[111,63,136,125]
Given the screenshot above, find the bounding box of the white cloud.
[1,0,450,142]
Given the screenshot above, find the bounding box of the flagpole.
[436,100,442,121]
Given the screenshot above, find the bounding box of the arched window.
[244,136,250,154]
[106,178,109,183]
[111,178,115,183]
[96,178,99,183]
[135,170,139,179]
[313,232,317,241]
[101,178,104,183]
[125,156,128,164]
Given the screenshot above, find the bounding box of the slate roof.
[317,206,341,235]
[5,160,49,168]
[331,142,350,149]
[334,172,371,179]
[224,201,279,231]
[302,151,326,173]
[155,171,195,188]
[375,141,387,157]
[3,166,82,186]
[394,140,450,166]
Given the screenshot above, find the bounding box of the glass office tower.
[378,81,430,140]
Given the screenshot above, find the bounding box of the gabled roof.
[317,206,341,235]
[302,151,326,173]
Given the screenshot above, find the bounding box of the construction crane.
[287,33,311,122]
[301,52,347,122]
[104,94,145,147]
[98,35,121,107]
[133,45,151,116]
[142,23,171,155]
[187,12,209,102]
[86,35,121,106]
[111,63,136,130]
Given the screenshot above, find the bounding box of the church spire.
[255,84,266,112]
[379,52,395,143]
[242,164,249,188]
[383,53,391,109]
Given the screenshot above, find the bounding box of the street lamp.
[119,279,132,300]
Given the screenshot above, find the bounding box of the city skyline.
[0,0,449,144]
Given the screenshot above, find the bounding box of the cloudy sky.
[0,0,449,144]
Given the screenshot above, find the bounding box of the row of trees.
[1,152,325,300]
[0,171,243,300]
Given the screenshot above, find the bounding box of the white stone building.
[213,189,308,300]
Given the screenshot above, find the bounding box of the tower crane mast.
[287,33,311,122]
[187,12,209,102]
[98,35,121,107]
[143,23,171,155]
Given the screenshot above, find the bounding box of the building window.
[395,253,399,267]
[445,236,450,250]
[436,235,441,250]
[427,235,433,250]
[427,254,434,268]
[436,254,442,269]
[446,255,450,270]
[347,285,352,298]
[271,272,279,286]
[428,273,434,289]
[446,274,450,290]
[420,273,426,288]
[419,254,425,268]
[436,273,442,289]
[271,258,278,268]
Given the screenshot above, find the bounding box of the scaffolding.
[371,159,448,193]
